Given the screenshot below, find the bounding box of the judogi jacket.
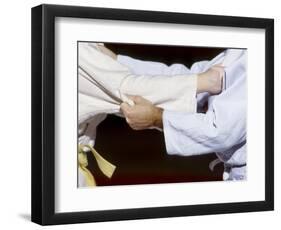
[78,42,198,186]
[118,49,247,180]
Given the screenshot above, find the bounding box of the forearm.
[153,107,164,129]
[162,108,246,156]
[120,73,198,114]
[117,54,190,76]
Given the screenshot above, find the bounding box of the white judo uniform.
[78,42,198,186]
[118,49,247,181]
[78,42,246,186]
[79,43,197,147]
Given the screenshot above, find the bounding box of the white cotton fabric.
[79,43,197,123]
[78,41,246,183]
[78,42,197,147]
[119,49,247,180]
[78,43,198,187]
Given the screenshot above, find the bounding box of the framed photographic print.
[31,4,274,225]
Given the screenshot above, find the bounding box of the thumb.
[121,94,135,106]
[126,95,143,104]
[120,102,131,114]
[213,63,225,68]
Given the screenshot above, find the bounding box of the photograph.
[77,42,247,187]
[31,4,273,224]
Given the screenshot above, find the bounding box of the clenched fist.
[120,95,163,130]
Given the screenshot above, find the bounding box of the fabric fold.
[78,42,199,187]
[78,42,198,124]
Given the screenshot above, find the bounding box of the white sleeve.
[120,72,197,113]
[79,42,198,123]
[162,49,247,156]
[117,54,192,76]
[163,76,247,156]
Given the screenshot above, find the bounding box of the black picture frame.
[31,4,274,225]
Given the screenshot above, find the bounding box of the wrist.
[197,73,208,94]
[153,107,163,128]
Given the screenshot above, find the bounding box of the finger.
[212,65,224,71]
[120,102,129,111]
[126,122,137,130]
[213,62,224,68]
[125,117,131,124]
[212,66,225,75]
[120,103,131,114]
[126,95,144,104]
[129,124,141,131]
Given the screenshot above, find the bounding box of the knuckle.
[135,95,142,102]
[126,111,132,118]
[132,126,138,130]
[120,104,127,112]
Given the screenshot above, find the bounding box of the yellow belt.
[78,144,116,186]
